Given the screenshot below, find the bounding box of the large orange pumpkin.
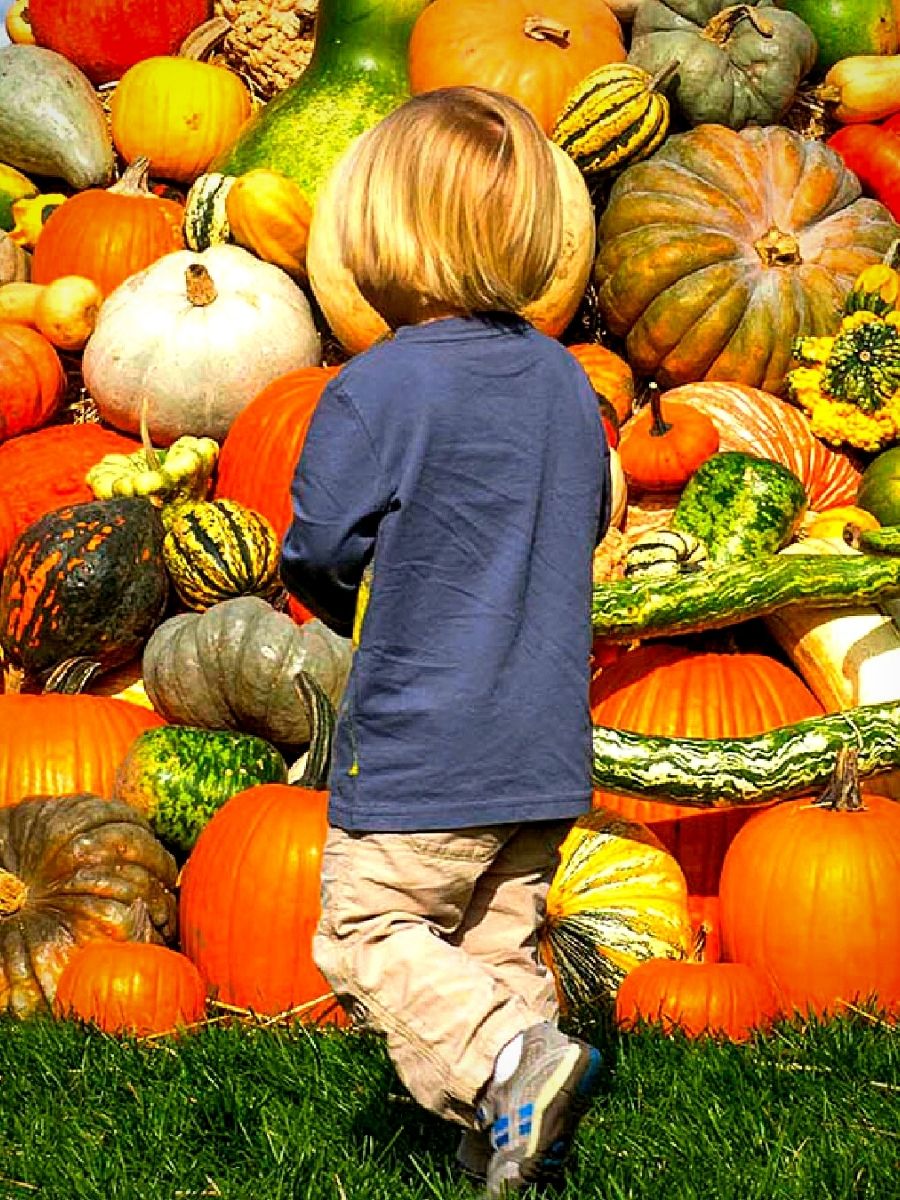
[214,365,341,538]
[31,158,185,297]
[408,0,627,133]
[719,751,900,1020]
[0,323,66,443]
[590,642,824,895]
[178,782,346,1024]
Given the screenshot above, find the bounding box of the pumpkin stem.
[139,398,163,474]
[291,670,335,789]
[689,924,709,964]
[703,4,773,44]
[179,15,231,61]
[109,157,154,197]
[754,226,802,268]
[42,657,103,694]
[647,388,672,438]
[523,16,570,47]
[812,747,866,812]
[647,59,680,94]
[185,264,218,307]
[0,869,27,916]
[1,663,24,694]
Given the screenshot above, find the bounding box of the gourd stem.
[703,4,773,44]
[812,747,865,812]
[689,924,708,964]
[42,657,103,695]
[0,869,27,916]
[648,60,680,93]
[292,671,335,789]
[139,398,163,473]
[185,264,218,307]
[523,16,570,47]
[754,226,802,268]
[109,157,154,196]
[648,387,672,438]
[179,16,231,62]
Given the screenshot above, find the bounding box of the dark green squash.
[0,497,169,688]
[212,0,431,203]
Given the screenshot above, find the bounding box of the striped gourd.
[623,529,708,578]
[592,552,900,640]
[592,701,900,806]
[552,61,675,178]
[183,172,235,251]
[162,499,281,611]
[539,808,692,1011]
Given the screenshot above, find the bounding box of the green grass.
[0,1010,896,1200]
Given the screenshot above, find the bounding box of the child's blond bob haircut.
[333,86,563,329]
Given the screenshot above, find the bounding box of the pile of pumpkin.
[0,0,899,1042]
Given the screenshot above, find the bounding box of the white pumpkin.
[306,138,596,356]
[83,244,322,445]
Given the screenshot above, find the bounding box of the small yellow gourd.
[34,275,104,351]
[0,280,42,325]
[225,168,313,276]
[824,54,900,124]
[9,193,67,250]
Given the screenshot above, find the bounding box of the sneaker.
[456,1127,492,1180]
[476,1022,603,1198]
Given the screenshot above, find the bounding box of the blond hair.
[333,87,563,329]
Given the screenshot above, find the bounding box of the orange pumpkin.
[566,342,634,423]
[591,642,824,895]
[617,391,719,492]
[31,158,185,297]
[0,323,66,443]
[719,750,900,1020]
[54,942,207,1036]
[408,0,627,134]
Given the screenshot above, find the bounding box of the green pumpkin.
[627,0,817,129]
[857,447,900,526]
[212,0,430,203]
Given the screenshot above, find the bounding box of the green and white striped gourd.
[623,529,708,579]
[183,172,235,251]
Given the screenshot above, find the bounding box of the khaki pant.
[312,820,571,1127]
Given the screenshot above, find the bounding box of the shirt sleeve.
[280,378,392,636]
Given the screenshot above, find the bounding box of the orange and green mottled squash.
[594,124,900,395]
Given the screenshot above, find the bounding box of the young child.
[280,86,611,1197]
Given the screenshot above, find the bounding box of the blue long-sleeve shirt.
[281,313,609,832]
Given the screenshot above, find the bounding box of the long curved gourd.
[591,553,900,639]
[591,701,900,805]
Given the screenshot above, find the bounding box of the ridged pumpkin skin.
[179,782,346,1023]
[594,125,900,394]
[111,57,253,185]
[28,0,211,86]
[54,942,207,1035]
[0,322,65,442]
[590,642,823,895]
[0,693,164,809]
[719,764,900,1019]
[0,793,178,1018]
[566,343,634,424]
[539,807,692,1011]
[615,957,780,1042]
[31,158,185,297]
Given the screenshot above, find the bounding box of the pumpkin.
[659,382,864,512]
[110,25,253,185]
[27,0,212,85]
[161,498,283,610]
[0,497,170,690]
[82,244,322,445]
[0,792,178,1018]
[0,323,66,443]
[142,595,352,748]
[225,168,313,277]
[214,365,341,536]
[594,124,900,394]
[0,693,163,809]
[627,1,817,130]
[566,343,634,424]
[0,423,140,570]
[615,945,780,1042]
[31,158,185,298]
[719,749,900,1019]
[307,138,595,356]
[538,807,693,1011]
[590,641,824,895]
[408,0,627,134]
[54,942,207,1036]
[617,390,719,492]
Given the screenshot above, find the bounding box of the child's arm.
[280,379,391,637]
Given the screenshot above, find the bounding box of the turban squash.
[594,123,900,395]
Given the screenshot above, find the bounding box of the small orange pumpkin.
[31,158,185,297]
[566,342,634,423]
[617,390,720,492]
[0,323,66,442]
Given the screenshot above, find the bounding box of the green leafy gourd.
[113,726,288,854]
[213,0,430,203]
[670,450,807,565]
